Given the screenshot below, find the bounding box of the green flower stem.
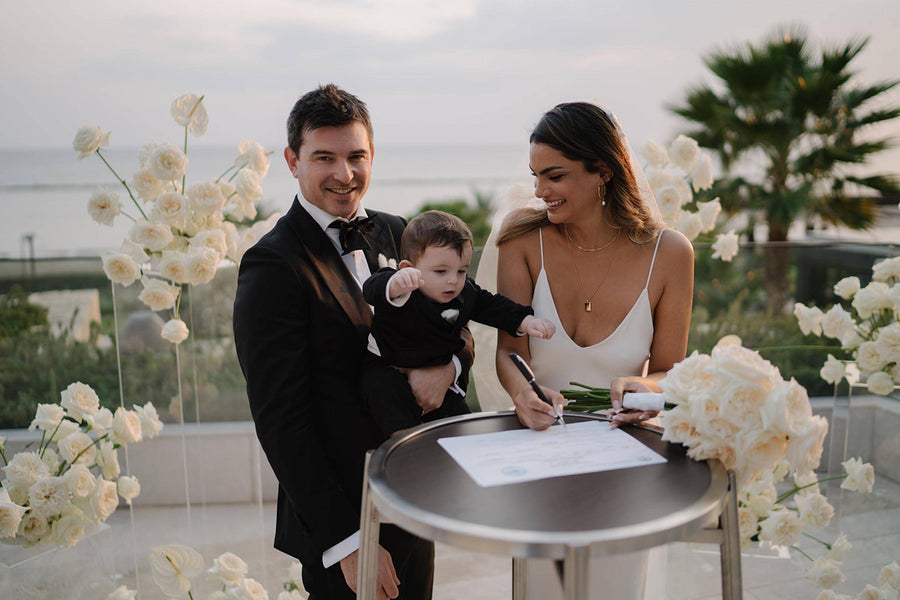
[56,432,108,476]
[791,545,815,561]
[776,475,846,504]
[181,125,188,194]
[753,345,846,353]
[95,149,148,220]
[39,423,61,458]
[802,531,831,548]
[215,163,238,183]
[0,445,7,466]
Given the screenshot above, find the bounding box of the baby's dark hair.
[400,210,473,263]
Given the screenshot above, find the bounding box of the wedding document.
[437,421,667,487]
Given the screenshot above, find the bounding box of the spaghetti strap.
[645,230,664,288]
[538,228,545,270]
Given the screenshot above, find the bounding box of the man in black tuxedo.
[233,85,469,599]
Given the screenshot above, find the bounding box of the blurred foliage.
[408,188,494,248]
[0,285,48,340]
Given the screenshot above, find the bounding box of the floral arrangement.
[0,382,161,548]
[794,256,900,396]
[640,135,740,262]
[73,94,280,345]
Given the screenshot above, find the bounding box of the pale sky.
[2,0,899,174]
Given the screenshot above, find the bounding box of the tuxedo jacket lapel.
[362,216,401,273]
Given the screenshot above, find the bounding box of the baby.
[361,210,555,437]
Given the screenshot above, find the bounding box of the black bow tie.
[328,216,376,255]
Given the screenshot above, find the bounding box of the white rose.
[102,252,140,286]
[841,457,874,493]
[85,407,114,436]
[795,492,834,529]
[111,407,142,445]
[645,166,679,190]
[129,220,175,252]
[820,355,846,385]
[759,508,803,547]
[277,591,304,600]
[29,403,66,432]
[880,561,900,589]
[72,125,111,159]
[745,489,776,519]
[65,465,97,498]
[833,276,860,299]
[186,210,225,236]
[151,191,188,227]
[794,303,824,336]
[736,506,757,549]
[131,167,164,203]
[171,94,209,136]
[856,584,890,600]
[28,476,70,517]
[856,341,885,374]
[59,381,101,422]
[136,402,164,439]
[51,419,80,443]
[660,405,701,446]
[821,305,855,341]
[828,533,852,562]
[187,181,227,215]
[161,318,190,344]
[235,140,271,176]
[806,557,845,590]
[287,560,303,585]
[735,429,787,483]
[873,256,900,283]
[235,168,263,203]
[853,281,891,319]
[209,593,229,600]
[185,247,220,285]
[842,328,864,351]
[675,210,703,241]
[230,577,268,600]
[890,283,900,313]
[148,143,188,182]
[655,186,684,218]
[689,153,714,191]
[207,551,248,587]
[190,228,228,260]
[227,196,258,222]
[18,510,49,545]
[640,140,669,168]
[117,475,141,504]
[875,323,900,365]
[106,585,137,600]
[120,239,150,265]
[51,506,87,548]
[57,431,96,466]
[668,135,700,171]
[711,230,740,262]
[92,477,119,521]
[149,544,205,598]
[713,343,781,387]
[717,377,767,429]
[867,370,895,395]
[158,250,189,284]
[41,447,60,473]
[87,187,122,226]
[785,415,827,475]
[96,440,121,480]
[696,198,721,231]
[0,489,29,538]
[138,277,180,311]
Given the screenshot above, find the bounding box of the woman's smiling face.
[529,142,607,223]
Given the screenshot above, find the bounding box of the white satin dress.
[524,228,666,600]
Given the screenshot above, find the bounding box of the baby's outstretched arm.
[388,267,424,300]
[517,315,556,339]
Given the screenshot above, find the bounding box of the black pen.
[508,353,566,428]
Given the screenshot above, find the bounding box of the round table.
[358,411,742,599]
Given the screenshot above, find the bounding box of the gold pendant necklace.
[569,232,618,312]
[564,224,619,252]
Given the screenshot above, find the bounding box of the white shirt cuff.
[323,530,359,568]
[449,355,464,395]
[386,272,411,306]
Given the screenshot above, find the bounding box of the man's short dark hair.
[286,84,373,153]
[401,210,474,263]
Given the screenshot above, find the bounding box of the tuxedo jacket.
[233,197,406,567]
[363,269,533,368]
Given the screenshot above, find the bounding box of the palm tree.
[672,25,900,312]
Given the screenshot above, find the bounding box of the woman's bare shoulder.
[657,228,694,262]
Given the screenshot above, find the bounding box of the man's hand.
[339,546,400,600]
[517,316,556,340]
[388,267,423,301]
[405,362,455,415]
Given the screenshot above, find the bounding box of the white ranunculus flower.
[171,94,209,136]
[875,323,900,365]
[873,256,900,283]
[92,477,119,521]
[102,252,140,286]
[235,168,263,202]
[151,191,188,227]
[28,403,66,432]
[880,561,900,589]
[51,506,88,547]
[856,341,885,374]
[88,187,122,226]
[84,407,114,436]
[161,318,190,344]
[794,303,824,336]
[820,305,855,340]
[65,465,97,498]
[187,181,227,215]
[184,247,219,285]
[129,220,175,252]
[841,457,875,493]
[235,140,271,176]
[112,407,142,445]
[230,577,268,600]
[711,230,740,262]
[148,143,188,182]
[136,402,164,438]
[759,508,803,546]
[73,125,111,159]
[806,557,845,590]
[668,135,701,171]
[138,277,180,311]
[689,153,714,191]
[866,370,895,395]
[696,198,721,231]
[106,585,137,600]
[0,489,29,538]
[853,281,892,319]
[57,431,96,466]
[190,228,228,260]
[795,492,834,529]
[828,533,852,562]
[28,476,70,517]
[96,440,121,480]
[157,250,188,284]
[117,475,141,504]
[207,551,248,587]
[641,140,669,167]
[820,354,846,385]
[833,276,860,299]
[131,167,164,203]
[675,210,703,241]
[150,544,205,598]
[60,381,101,423]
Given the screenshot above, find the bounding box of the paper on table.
[437,421,666,487]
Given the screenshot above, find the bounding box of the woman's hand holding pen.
[512,383,565,431]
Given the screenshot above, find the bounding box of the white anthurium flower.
[149,544,205,598]
[711,230,740,262]
[72,125,111,159]
[841,457,875,493]
[161,318,190,345]
[171,94,209,136]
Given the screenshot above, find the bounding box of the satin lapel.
[362,216,401,273]
[287,200,372,329]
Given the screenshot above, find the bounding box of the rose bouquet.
[794,256,900,396]
[0,382,162,548]
[74,94,280,345]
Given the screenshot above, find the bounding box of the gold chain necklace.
[564,224,619,252]
[569,233,619,312]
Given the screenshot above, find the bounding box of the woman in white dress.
[493,102,695,599]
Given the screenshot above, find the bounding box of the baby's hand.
[519,316,556,339]
[388,267,424,299]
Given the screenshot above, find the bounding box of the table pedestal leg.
[563,545,590,600]
[720,470,743,600]
[359,451,381,600]
[512,558,528,600]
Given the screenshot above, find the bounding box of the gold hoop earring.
[598,182,606,207]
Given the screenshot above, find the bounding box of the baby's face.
[410,243,472,303]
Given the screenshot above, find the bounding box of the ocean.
[0,144,530,258]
